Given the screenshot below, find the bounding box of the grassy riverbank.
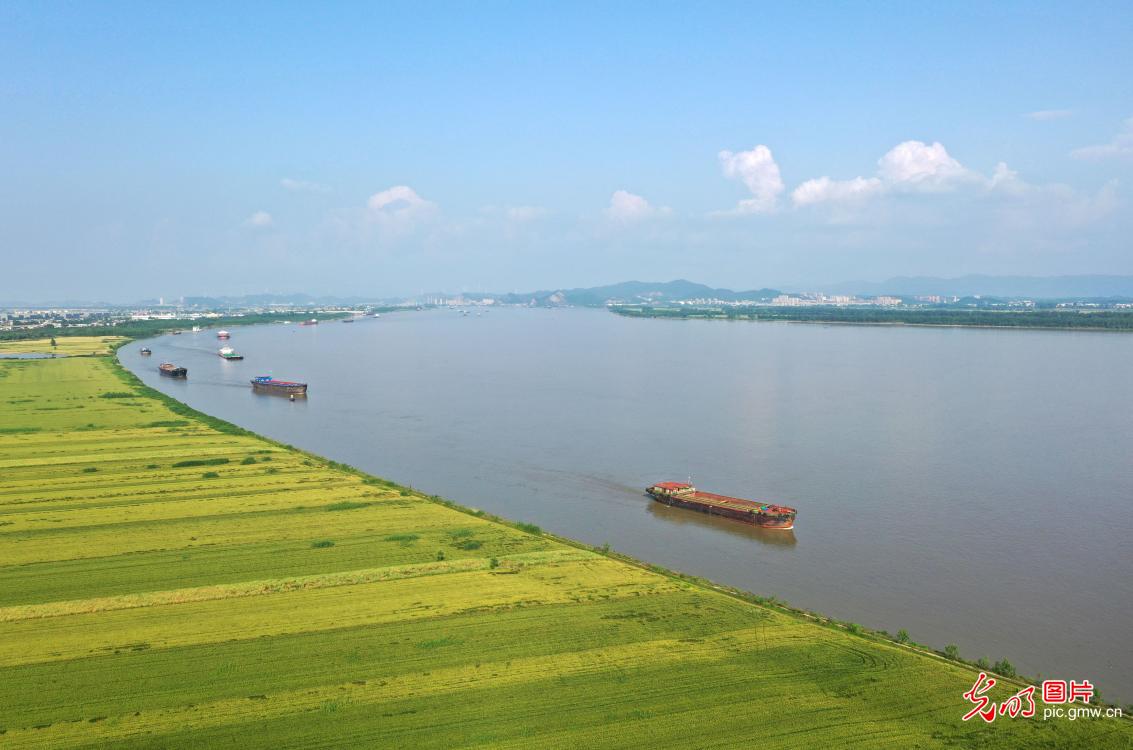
[0,340,1128,747]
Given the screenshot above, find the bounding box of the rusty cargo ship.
[158,362,187,378]
[647,482,796,529]
[251,375,307,396]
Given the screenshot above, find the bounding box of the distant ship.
[646,482,796,529]
[299,319,318,326]
[250,375,307,396]
[158,362,187,378]
[342,318,354,323]
[218,346,243,360]
[217,330,231,339]
[191,326,202,332]
[139,347,152,356]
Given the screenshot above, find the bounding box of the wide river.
[123,308,1133,700]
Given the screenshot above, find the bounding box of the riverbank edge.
[0,309,375,346]
[104,336,1117,713]
[609,307,1133,333]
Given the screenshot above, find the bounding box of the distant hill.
[824,275,1133,299]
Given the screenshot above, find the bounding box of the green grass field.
[0,353,1128,748]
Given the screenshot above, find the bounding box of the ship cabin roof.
[655,481,692,491]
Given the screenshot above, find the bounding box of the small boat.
[139,347,152,356]
[299,319,318,326]
[646,482,796,529]
[342,318,354,323]
[171,331,182,335]
[191,326,202,332]
[159,362,187,378]
[251,375,307,396]
[218,346,243,360]
[217,330,231,339]
[372,313,381,318]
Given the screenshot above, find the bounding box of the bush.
[515,522,542,535]
[99,392,135,399]
[449,528,474,539]
[895,629,910,644]
[944,644,960,661]
[489,557,500,569]
[992,659,1016,678]
[202,471,220,479]
[455,539,482,550]
[384,533,419,544]
[82,467,98,473]
[436,550,446,561]
[976,657,990,669]
[311,540,335,549]
[145,464,159,469]
[172,458,229,468]
[846,623,863,635]
[241,456,257,465]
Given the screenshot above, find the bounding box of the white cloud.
[793,141,979,208]
[245,210,273,228]
[505,205,547,222]
[281,177,330,193]
[987,162,1022,192]
[877,141,974,189]
[718,145,784,214]
[791,176,883,206]
[606,190,669,222]
[1071,117,1133,160]
[366,185,437,227]
[1025,110,1073,121]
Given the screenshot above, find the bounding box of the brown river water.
[122,307,1133,701]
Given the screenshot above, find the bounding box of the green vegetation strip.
[612,304,1133,330]
[0,353,1128,748]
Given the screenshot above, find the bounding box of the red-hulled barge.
[646,482,796,529]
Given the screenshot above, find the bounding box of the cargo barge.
[646,482,796,529]
[218,346,243,360]
[158,362,187,378]
[251,375,307,396]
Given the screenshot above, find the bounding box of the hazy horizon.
[3,2,1131,300]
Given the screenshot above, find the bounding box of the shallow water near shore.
[123,307,1133,700]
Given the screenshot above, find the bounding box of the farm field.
[0,335,125,357]
[0,351,1129,748]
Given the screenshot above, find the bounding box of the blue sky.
[2,1,1131,301]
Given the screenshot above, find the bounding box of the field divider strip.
[0,549,595,623]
